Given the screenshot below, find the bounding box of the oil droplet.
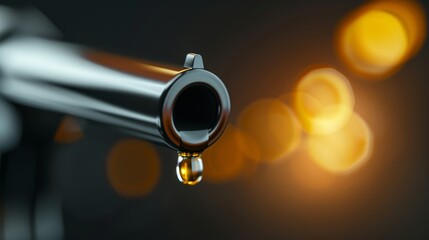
[176,152,203,186]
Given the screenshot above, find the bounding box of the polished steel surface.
[0,35,230,152]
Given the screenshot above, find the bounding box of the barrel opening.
[172,85,219,132]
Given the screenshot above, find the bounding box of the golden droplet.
[176,152,203,186]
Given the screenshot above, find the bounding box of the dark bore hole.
[173,85,219,132]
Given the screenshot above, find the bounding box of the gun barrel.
[0,36,230,152]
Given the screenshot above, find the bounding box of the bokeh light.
[203,125,247,183]
[54,116,84,143]
[237,98,301,163]
[290,149,336,191]
[107,138,160,197]
[370,0,427,58]
[307,112,373,174]
[294,67,355,135]
[336,0,426,78]
[339,10,408,76]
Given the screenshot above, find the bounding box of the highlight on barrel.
[336,0,426,79]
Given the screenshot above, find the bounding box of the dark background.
[1,0,429,239]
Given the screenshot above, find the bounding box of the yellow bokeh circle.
[340,10,408,76]
[336,0,426,78]
[294,67,355,135]
[307,112,373,174]
[107,139,160,197]
[238,99,301,163]
[203,125,247,183]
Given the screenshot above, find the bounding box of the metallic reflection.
[176,152,203,186]
[238,99,301,163]
[336,0,426,78]
[0,99,20,153]
[0,37,230,153]
[85,51,182,81]
[294,68,354,135]
[0,6,15,38]
[307,112,373,174]
[106,138,160,197]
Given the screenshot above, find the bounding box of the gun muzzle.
[0,6,231,185]
[0,36,230,153]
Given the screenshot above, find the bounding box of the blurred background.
[0,0,428,239]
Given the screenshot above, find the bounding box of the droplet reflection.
[176,152,203,186]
